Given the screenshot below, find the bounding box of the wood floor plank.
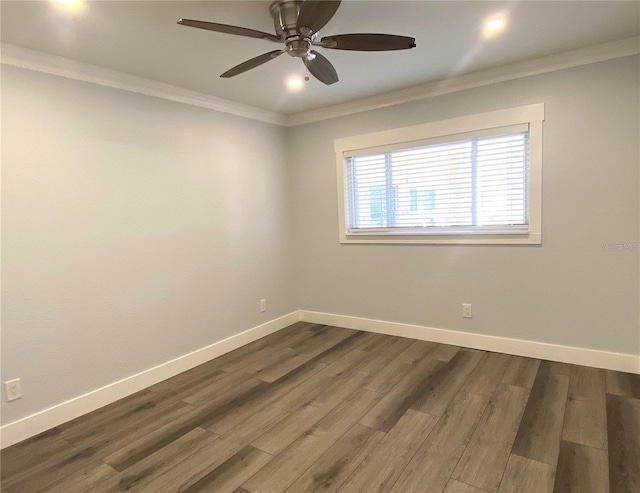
[444,479,493,493]
[606,393,640,492]
[410,349,484,416]
[363,339,436,395]
[203,323,310,366]
[252,371,372,455]
[243,348,301,381]
[553,440,609,493]
[181,446,273,493]
[207,405,290,453]
[270,372,337,412]
[242,388,382,493]
[275,324,333,352]
[218,348,277,373]
[112,405,288,493]
[605,370,640,399]
[59,389,176,443]
[562,366,607,449]
[500,357,540,388]
[511,361,570,465]
[338,409,437,493]
[181,368,259,406]
[569,365,606,398]
[297,327,361,357]
[204,375,313,435]
[1,426,65,463]
[364,360,413,395]
[460,352,512,396]
[196,336,278,371]
[452,383,530,492]
[1,442,102,493]
[252,402,333,456]
[67,399,197,461]
[498,455,555,493]
[96,427,219,492]
[196,338,353,435]
[356,336,416,374]
[102,405,213,471]
[305,330,377,366]
[285,423,384,492]
[297,322,330,332]
[104,379,273,471]
[47,462,118,493]
[1,436,72,484]
[149,368,230,402]
[148,364,227,396]
[427,343,460,362]
[394,339,438,364]
[353,332,398,353]
[203,334,374,436]
[389,391,490,493]
[322,349,372,378]
[260,322,321,350]
[360,357,444,432]
[253,351,318,383]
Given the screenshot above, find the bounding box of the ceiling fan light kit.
[178,0,416,86]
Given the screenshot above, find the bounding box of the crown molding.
[2,37,638,128]
[0,43,287,126]
[285,36,640,127]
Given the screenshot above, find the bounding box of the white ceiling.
[2,1,639,115]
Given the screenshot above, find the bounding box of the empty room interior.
[1,1,639,492]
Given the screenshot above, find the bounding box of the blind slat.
[345,130,529,230]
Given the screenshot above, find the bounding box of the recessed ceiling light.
[485,18,505,31]
[286,75,305,91]
[51,0,85,14]
[482,13,507,38]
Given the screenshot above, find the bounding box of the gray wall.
[1,66,296,424]
[290,55,640,355]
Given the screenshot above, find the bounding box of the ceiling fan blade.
[296,0,341,33]
[221,50,285,78]
[303,51,338,85]
[319,33,416,51]
[178,19,281,43]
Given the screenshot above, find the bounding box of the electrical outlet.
[259,299,267,313]
[5,378,22,401]
[462,303,472,318]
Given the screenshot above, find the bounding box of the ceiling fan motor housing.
[270,0,304,37]
[270,0,316,58]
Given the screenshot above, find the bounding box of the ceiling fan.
[178,0,416,85]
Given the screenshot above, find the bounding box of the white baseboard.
[0,311,300,449]
[299,310,640,375]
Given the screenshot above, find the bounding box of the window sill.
[339,232,541,245]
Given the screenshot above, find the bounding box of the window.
[335,104,544,244]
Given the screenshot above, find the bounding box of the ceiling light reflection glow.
[286,76,304,91]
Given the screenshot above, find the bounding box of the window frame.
[335,104,544,245]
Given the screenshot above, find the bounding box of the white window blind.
[343,126,530,235]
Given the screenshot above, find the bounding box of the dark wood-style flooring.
[2,322,639,492]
